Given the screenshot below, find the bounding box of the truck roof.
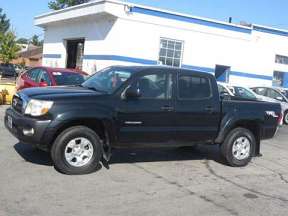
[109,65,214,78]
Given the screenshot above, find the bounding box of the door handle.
[161,106,174,112]
[205,106,214,113]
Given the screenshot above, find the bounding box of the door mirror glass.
[125,86,141,99]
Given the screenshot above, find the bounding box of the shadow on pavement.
[109,144,225,165]
[14,142,53,166]
[13,142,226,168]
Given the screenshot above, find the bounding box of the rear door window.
[254,87,267,96]
[267,89,283,100]
[38,69,52,86]
[52,71,85,85]
[178,74,211,99]
[233,87,256,99]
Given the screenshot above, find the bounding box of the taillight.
[278,112,283,125]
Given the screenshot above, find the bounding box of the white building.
[34,0,288,87]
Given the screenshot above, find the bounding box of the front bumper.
[4,107,54,151]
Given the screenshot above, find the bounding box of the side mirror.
[276,96,284,101]
[125,86,141,99]
[39,81,48,87]
[220,91,231,100]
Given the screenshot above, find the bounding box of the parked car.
[16,67,88,91]
[218,83,263,101]
[5,66,281,174]
[0,63,17,78]
[251,87,288,124]
[13,64,28,76]
[218,83,284,124]
[217,82,235,96]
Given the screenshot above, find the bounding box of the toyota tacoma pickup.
[4,66,281,174]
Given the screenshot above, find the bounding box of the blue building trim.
[230,71,272,81]
[131,6,252,34]
[253,25,288,37]
[83,55,158,65]
[83,54,272,81]
[43,54,61,58]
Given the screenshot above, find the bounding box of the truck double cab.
[4,66,281,174]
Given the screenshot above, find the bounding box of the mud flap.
[254,139,262,157]
[101,129,112,169]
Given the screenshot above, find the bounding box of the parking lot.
[0,105,288,216]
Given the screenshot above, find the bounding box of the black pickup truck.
[4,66,281,174]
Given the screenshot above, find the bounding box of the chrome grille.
[12,95,23,113]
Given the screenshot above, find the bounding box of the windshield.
[81,67,133,93]
[233,86,257,99]
[52,71,85,85]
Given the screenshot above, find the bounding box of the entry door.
[66,39,85,69]
[215,65,230,82]
[117,70,175,144]
[174,71,221,142]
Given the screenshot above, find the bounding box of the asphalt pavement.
[1,105,288,216]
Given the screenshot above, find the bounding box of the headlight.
[24,99,53,116]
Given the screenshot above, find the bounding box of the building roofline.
[252,24,288,37]
[35,0,106,19]
[34,0,288,37]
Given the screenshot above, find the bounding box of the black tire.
[51,126,102,175]
[220,127,255,167]
[284,111,288,125]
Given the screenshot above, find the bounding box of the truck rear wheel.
[51,126,102,175]
[220,127,255,167]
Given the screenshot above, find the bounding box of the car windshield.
[52,71,85,85]
[233,86,257,99]
[81,67,133,93]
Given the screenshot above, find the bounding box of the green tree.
[30,35,43,46]
[48,0,89,10]
[17,37,29,44]
[0,8,10,34]
[0,31,21,64]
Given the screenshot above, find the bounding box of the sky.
[1,0,288,39]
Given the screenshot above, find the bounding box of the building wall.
[41,5,288,88]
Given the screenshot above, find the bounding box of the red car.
[16,67,88,91]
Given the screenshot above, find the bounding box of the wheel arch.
[49,118,115,153]
[215,119,261,156]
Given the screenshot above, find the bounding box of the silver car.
[251,87,288,125]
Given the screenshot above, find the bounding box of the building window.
[273,71,284,87]
[275,55,288,65]
[158,38,184,67]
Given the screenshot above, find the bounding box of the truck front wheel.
[220,127,255,167]
[283,111,288,125]
[51,126,102,175]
